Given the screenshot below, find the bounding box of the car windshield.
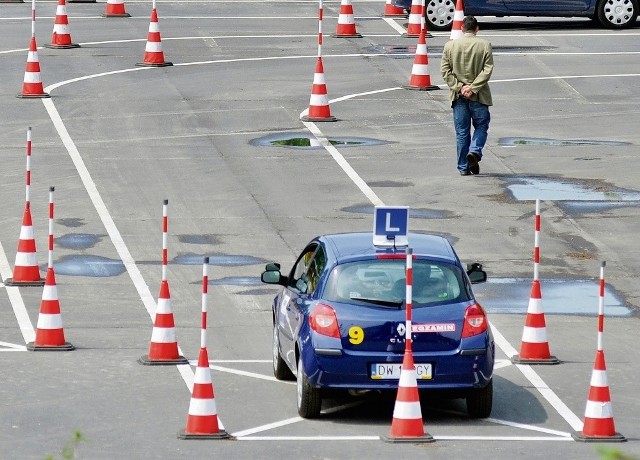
[324,259,469,307]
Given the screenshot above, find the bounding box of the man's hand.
[460,84,474,98]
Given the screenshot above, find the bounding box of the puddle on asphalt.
[53,255,126,277]
[342,204,454,219]
[507,177,640,201]
[55,233,103,250]
[178,234,220,245]
[558,201,640,213]
[250,132,388,150]
[56,218,85,228]
[498,137,630,146]
[173,253,268,266]
[474,278,634,317]
[208,276,263,286]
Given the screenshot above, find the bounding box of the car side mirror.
[466,263,487,284]
[261,263,287,285]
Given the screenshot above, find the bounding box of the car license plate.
[370,363,432,380]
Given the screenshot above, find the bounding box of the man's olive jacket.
[440,32,494,106]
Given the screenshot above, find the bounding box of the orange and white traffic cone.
[403,27,438,91]
[27,187,74,351]
[178,258,230,440]
[403,0,423,37]
[45,0,80,49]
[139,280,188,364]
[512,200,559,365]
[102,0,130,17]
[449,0,464,40]
[136,7,172,67]
[382,248,434,444]
[27,267,74,351]
[301,57,336,122]
[572,262,625,442]
[332,0,362,38]
[383,0,406,17]
[17,36,50,99]
[5,205,44,286]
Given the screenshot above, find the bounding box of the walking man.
[440,16,494,176]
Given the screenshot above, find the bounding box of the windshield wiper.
[350,297,403,308]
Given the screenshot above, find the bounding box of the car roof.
[318,232,457,263]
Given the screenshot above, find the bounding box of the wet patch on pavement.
[498,137,630,147]
[52,255,126,277]
[178,234,221,245]
[506,177,640,202]
[55,233,104,250]
[368,180,414,188]
[56,218,85,228]
[173,253,268,266]
[207,276,263,286]
[250,132,388,149]
[474,278,634,317]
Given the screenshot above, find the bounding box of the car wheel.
[596,0,638,29]
[273,323,295,381]
[466,379,493,419]
[425,0,456,31]
[297,356,322,418]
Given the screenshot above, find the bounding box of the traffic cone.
[332,0,362,38]
[102,0,130,17]
[382,347,434,443]
[301,57,336,122]
[402,0,422,37]
[27,267,74,351]
[511,280,560,364]
[17,36,50,99]
[4,205,44,286]
[383,0,406,17]
[403,27,439,91]
[450,0,464,40]
[572,350,626,442]
[136,8,172,67]
[45,0,80,49]
[178,346,230,439]
[139,280,188,365]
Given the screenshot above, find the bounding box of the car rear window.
[323,259,469,306]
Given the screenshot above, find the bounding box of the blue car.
[261,232,494,419]
[393,0,638,30]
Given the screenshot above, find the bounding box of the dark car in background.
[261,232,493,419]
[393,0,638,30]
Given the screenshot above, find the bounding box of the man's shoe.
[466,152,481,175]
[459,170,471,176]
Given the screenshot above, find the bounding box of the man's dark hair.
[462,15,479,32]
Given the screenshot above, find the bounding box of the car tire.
[273,323,295,381]
[425,0,456,31]
[297,356,322,418]
[466,379,493,419]
[596,0,638,29]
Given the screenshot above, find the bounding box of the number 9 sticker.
[348,326,364,345]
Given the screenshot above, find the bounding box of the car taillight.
[310,303,340,338]
[461,303,488,338]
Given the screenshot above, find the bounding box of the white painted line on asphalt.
[0,242,36,344]
[382,16,408,35]
[209,364,297,384]
[232,416,303,438]
[0,341,27,351]
[237,435,572,441]
[487,417,572,437]
[490,323,584,432]
[494,358,512,370]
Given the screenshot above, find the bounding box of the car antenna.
[386,234,396,250]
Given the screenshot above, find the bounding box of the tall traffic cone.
[27,267,74,351]
[27,187,74,351]
[136,7,172,67]
[102,0,130,17]
[4,205,44,286]
[45,0,80,49]
[301,57,336,122]
[449,0,464,40]
[403,27,439,91]
[17,36,50,98]
[139,280,188,364]
[178,258,230,440]
[332,0,362,38]
[512,199,559,365]
[383,0,406,17]
[572,262,625,442]
[402,0,423,37]
[382,248,434,443]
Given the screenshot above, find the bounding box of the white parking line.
[0,242,36,345]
